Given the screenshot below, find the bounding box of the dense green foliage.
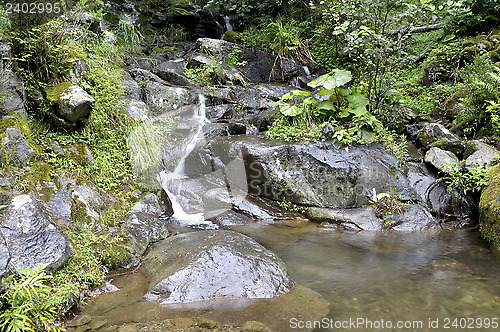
[0,266,64,332]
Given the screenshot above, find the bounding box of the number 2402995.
[5,2,61,14]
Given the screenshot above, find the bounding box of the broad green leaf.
[360,128,376,143]
[279,104,304,117]
[308,69,352,90]
[318,100,335,110]
[345,93,369,115]
[291,90,312,97]
[319,87,336,95]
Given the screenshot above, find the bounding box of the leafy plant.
[372,192,406,224]
[267,18,313,64]
[0,266,65,332]
[227,46,247,68]
[438,161,489,198]
[268,69,383,143]
[116,15,143,53]
[184,63,223,85]
[452,56,500,137]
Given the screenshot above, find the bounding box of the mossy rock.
[99,240,140,270]
[489,34,500,45]
[463,140,478,159]
[0,114,39,167]
[416,131,437,148]
[221,31,242,43]
[478,39,493,51]
[25,162,52,185]
[45,82,72,103]
[429,139,466,158]
[443,90,466,118]
[461,46,479,62]
[488,50,500,62]
[479,164,500,251]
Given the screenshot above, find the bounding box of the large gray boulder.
[130,69,194,116]
[0,69,27,118]
[465,140,498,170]
[46,83,94,123]
[144,230,293,304]
[0,194,73,277]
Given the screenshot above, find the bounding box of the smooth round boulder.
[144,230,294,304]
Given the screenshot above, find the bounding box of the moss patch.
[479,164,500,250]
[45,82,72,102]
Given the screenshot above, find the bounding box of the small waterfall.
[223,16,233,31]
[303,66,311,76]
[158,95,211,225]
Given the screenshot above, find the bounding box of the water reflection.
[70,222,500,332]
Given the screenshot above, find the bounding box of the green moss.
[488,51,499,62]
[416,131,437,148]
[463,141,478,159]
[70,200,92,227]
[222,31,241,43]
[444,89,466,117]
[25,162,52,185]
[479,164,500,250]
[478,39,493,50]
[429,140,465,158]
[489,34,500,44]
[45,82,72,102]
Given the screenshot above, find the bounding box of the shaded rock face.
[0,69,27,118]
[125,193,169,255]
[144,230,293,304]
[479,164,500,250]
[0,194,73,278]
[0,125,36,167]
[194,38,307,83]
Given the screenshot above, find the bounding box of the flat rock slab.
[144,230,294,304]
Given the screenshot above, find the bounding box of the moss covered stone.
[429,139,466,158]
[45,82,73,103]
[416,131,437,148]
[222,31,241,43]
[479,164,500,251]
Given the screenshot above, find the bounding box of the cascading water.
[157,95,212,226]
[223,16,233,31]
[303,66,311,76]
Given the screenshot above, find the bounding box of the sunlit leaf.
[345,93,369,115]
[308,69,352,89]
[279,104,304,116]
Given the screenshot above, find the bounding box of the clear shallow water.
[69,221,500,331]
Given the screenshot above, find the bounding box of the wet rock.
[35,180,74,225]
[92,281,119,296]
[130,69,194,116]
[46,83,94,123]
[193,9,225,39]
[306,207,380,230]
[465,140,498,170]
[385,204,439,231]
[0,194,73,276]
[126,193,169,255]
[228,122,246,135]
[417,123,460,149]
[123,99,150,121]
[424,147,459,173]
[479,164,500,250]
[0,234,8,278]
[0,69,27,118]
[160,188,174,218]
[406,162,471,220]
[229,138,417,208]
[0,125,36,167]
[144,230,294,304]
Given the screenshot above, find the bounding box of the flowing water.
[73,99,500,331]
[68,220,500,332]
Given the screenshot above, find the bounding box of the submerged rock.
[0,194,73,277]
[144,230,294,304]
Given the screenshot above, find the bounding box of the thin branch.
[398,36,443,68]
[388,22,445,35]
